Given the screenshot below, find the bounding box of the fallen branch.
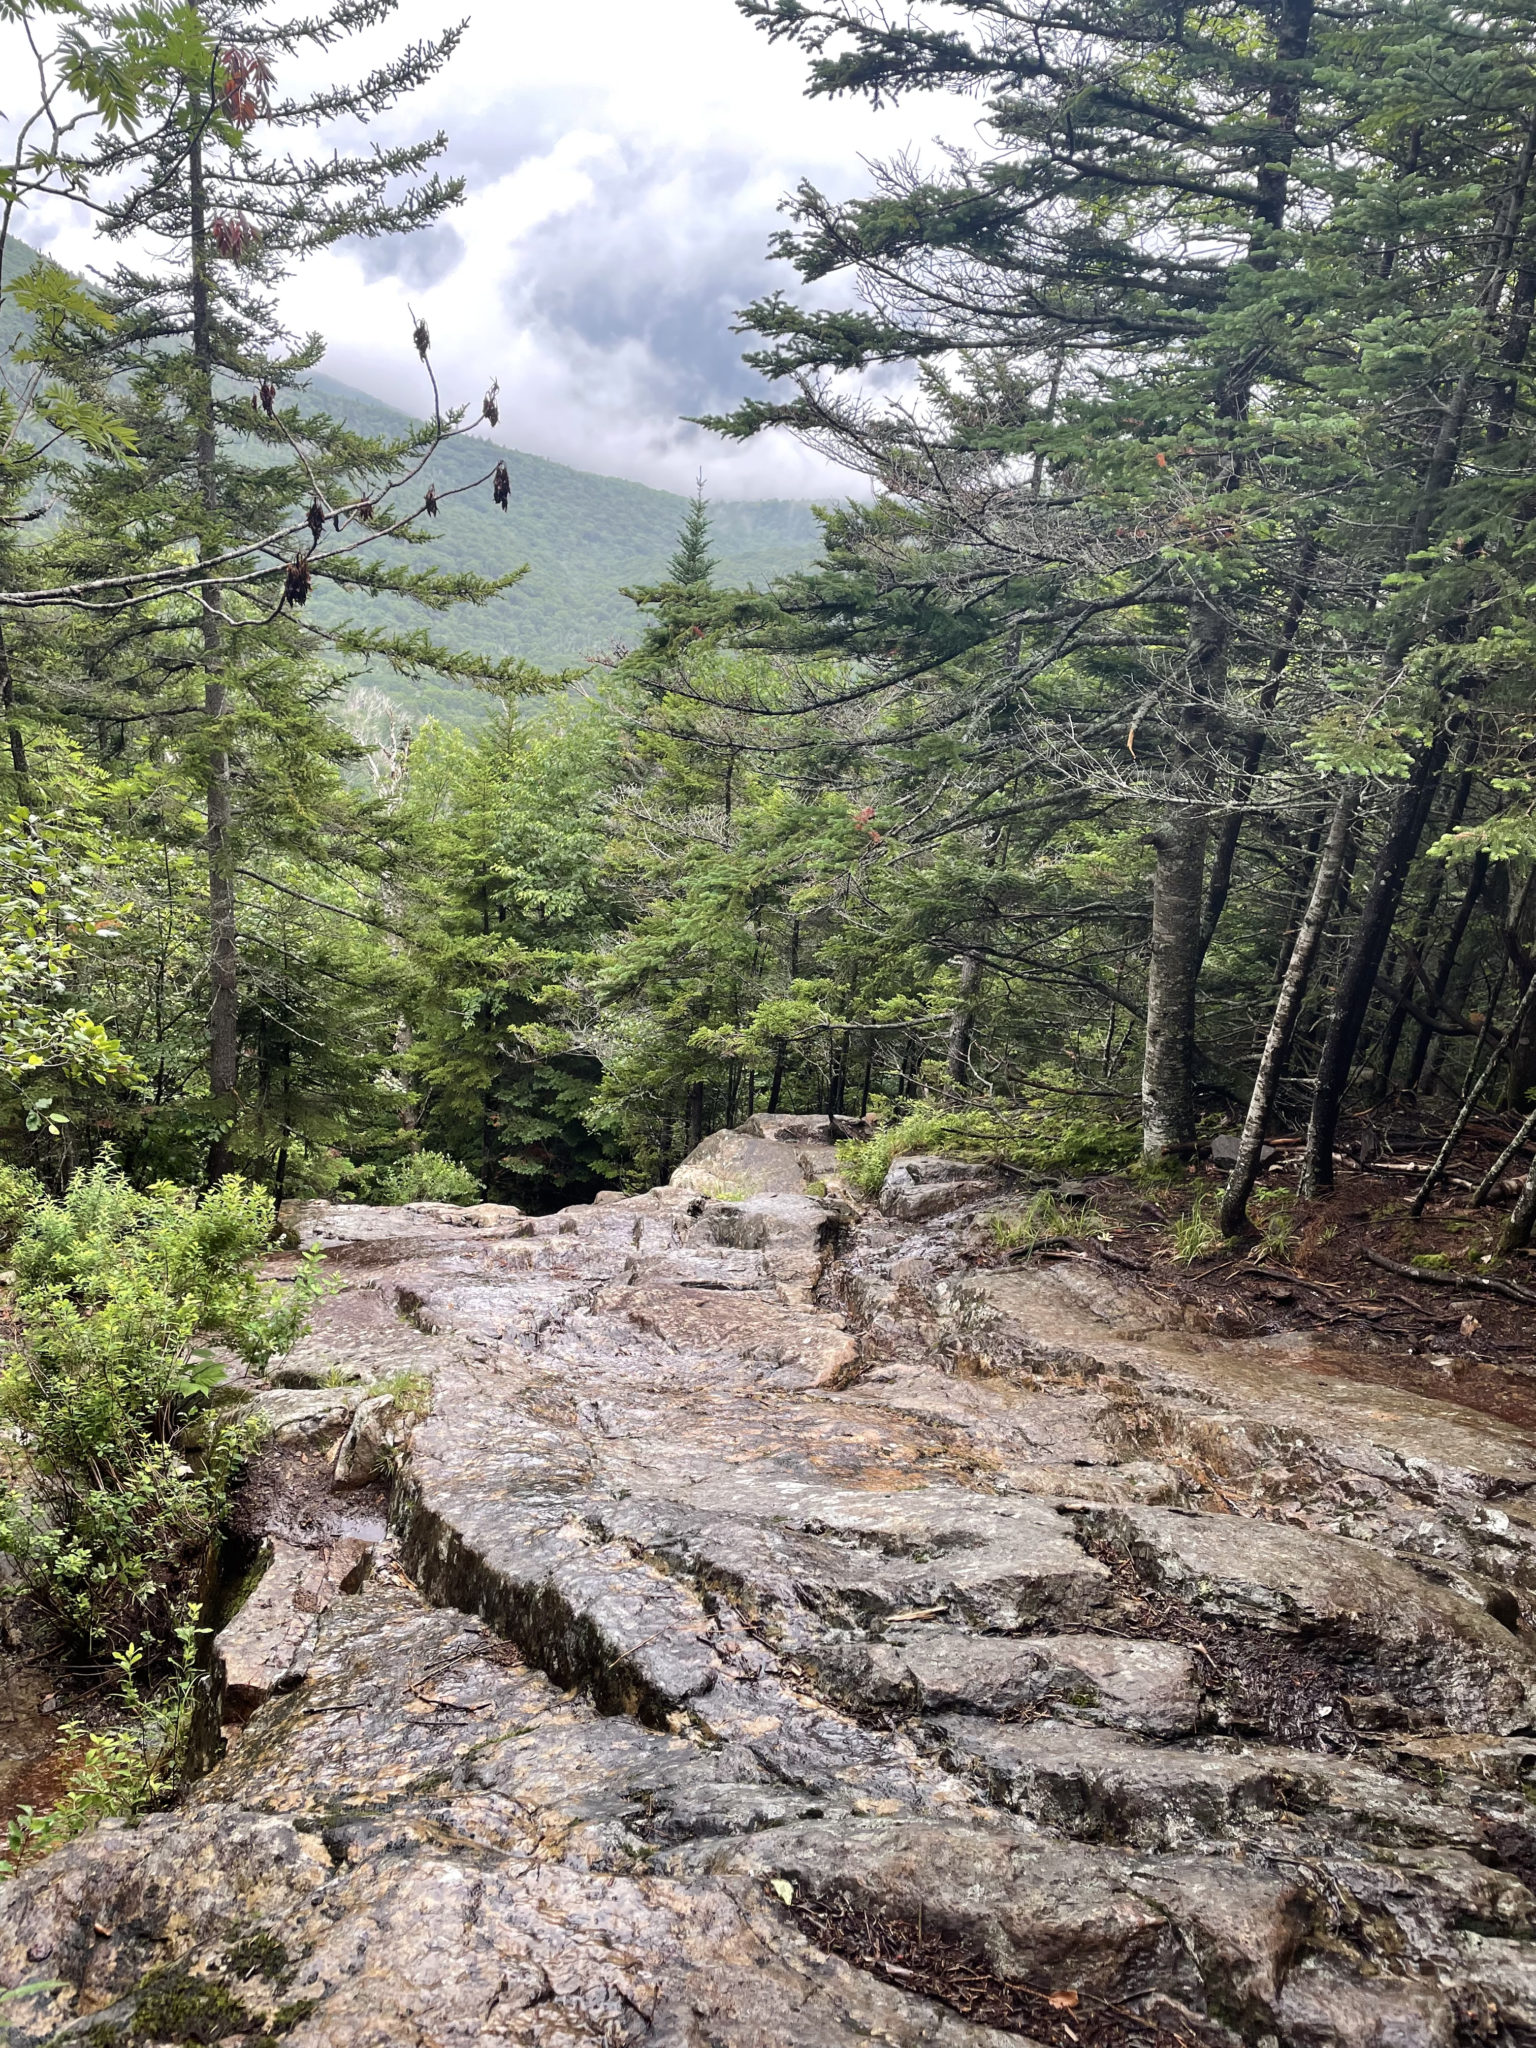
[1362,1248,1536,1306]
[1235,1264,1343,1294]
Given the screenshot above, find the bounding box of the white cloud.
[5,0,981,500]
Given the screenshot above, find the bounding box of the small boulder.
[215,1537,372,1723]
[1208,1131,1276,1167]
[332,1393,404,1488]
[243,1385,360,1451]
[880,1154,1002,1220]
[670,1127,837,1198]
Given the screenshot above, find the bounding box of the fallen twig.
[1362,1248,1536,1306]
[1235,1265,1343,1294]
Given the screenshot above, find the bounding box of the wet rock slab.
[7,1153,1536,2044]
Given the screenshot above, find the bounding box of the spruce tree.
[667,479,717,588]
[709,0,1536,1175]
[33,1,513,1176]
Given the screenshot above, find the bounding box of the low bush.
[0,1163,43,1251]
[837,1104,1138,1197]
[0,1164,323,1660]
[0,1619,203,1876]
[376,1149,482,1206]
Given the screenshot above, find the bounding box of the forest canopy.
[4,0,1536,1259]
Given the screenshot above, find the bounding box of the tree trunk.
[1198,541,1318,962]
[1220,786,1357,1235]
[1141,803,1208,1159]
[1499,1154,1536,1251]
[188,119,239,1183]
[685,1080,705,1153]
[946,952,983,1089]
[1410,965,1536,1214]
[1371,764,1472,1093]
[1301,734,1448,1195]
[0,620,30,803]
[1404,851,1489,1091]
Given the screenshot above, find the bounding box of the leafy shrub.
[376,1149,482,1206]
[837,1104,1137,1197]
[0,1165,322,1658]
[0,1620,203,1875]
[0,1162,43,1250]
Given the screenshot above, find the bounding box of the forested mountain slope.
[2,239,823,720]
[298,370,823,685]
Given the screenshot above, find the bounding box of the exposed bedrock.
[5,1146,1536,2044]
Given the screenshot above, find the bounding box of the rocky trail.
[4,1116,1536,2045]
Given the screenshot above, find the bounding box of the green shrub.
[0,1163,43,1251]
[837,1104,1137,1197]
[0,1619,204,1875]
[376,1150,482,1206]
[0,1165,323,1658]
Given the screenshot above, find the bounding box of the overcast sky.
[15,0,973,502]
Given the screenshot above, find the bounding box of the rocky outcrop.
[668,1111,873,1198]
[4,1160,1536,2045]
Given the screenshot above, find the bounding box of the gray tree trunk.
[188,119,239,1182]
[1141,804,1209,1159]
[1220,786,1357,1235]
[946,952,983,1090]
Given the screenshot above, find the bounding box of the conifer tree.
[25,1,521,1175]
[667,478,716,588]
[708,0,1536,1183]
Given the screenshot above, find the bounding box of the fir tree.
[27,2,524,1176]
[667,478,716,588]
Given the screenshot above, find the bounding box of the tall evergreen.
[30,2,517,1176]
[667,480,717,588]
[708,0,1536,1183]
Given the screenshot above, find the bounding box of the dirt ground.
[977,1120,1536,1433]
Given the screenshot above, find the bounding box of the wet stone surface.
[5,1157,1536,2044]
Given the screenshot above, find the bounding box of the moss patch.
[130,1963,255,2044]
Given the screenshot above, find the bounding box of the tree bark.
[1301,733,1448,1194]
[946,952,983,1089]
[1141,802,1208,1158]
[685,1079,705,1152]
[1404,851,1489,1091]
[188,117,239,1183]
[1371,764,1472,1093]
[1499,1153,1536,1251]
[1142,581,1226,1160]
[1220,785,1356,1235]
[0,619,30,803]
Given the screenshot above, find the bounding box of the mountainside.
[2,239,826,724]
[301,371,824,713]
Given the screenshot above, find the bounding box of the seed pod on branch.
[424,486,438,518]
[482,381,500,428]
[492,461,510,510]
[282,559,312,609]
[356,499,374,525]
[306,500,325,544]
[257,379,276,417]
[411,310,431,360]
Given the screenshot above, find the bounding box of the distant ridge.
[2,237,826,722]
[301,371,824,704]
